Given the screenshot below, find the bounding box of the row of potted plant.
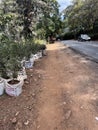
[0,37,46,96]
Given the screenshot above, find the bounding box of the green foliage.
[0,0,59,79]
[93,19,98,33]
[62,0,98,37]
[6,58,21,79]
[16,0,61,40]
[0,38,23,79]
[0,44,8,78]
[61,32,75,40]
[34,39,46,45]
[36,0,62,40]
[0,0,60,41]
[39,44,46,50]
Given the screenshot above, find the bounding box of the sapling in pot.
[23,43,34,68]
[5,42,24,96]
[5,42,23,84]
[6,58,22,84]
[24,42,33,60]
[39,44,46,56]
[5,58,24,96]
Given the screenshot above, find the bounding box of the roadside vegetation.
[0,0,62,96]
[61,0,98,40]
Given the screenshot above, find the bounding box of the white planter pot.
[31,54,34,58]
[33,54,39,60]
[0,78,5,96]
[17,67,27,80]
[37,52,42,58]
[25,60,34,69]
[5,79,24,97]
[30,57,35,64]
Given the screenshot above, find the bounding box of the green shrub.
[61,32,75,40]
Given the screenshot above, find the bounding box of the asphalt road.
[62,40,98,62]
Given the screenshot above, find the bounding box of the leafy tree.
[63,0,98,33]
[36,0,62,40]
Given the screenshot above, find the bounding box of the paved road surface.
[62,40,98,62]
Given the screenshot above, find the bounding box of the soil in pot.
[8,80,20,85]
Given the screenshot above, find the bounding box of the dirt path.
[1,42,98,130]
[36,42,98,130]
[36,44,65,130]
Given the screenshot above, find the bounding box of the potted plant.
[39,44,46,56]
[31,43,41,60]
[5,58,24,96]
[24,42,34,68]
[5,42,24,96]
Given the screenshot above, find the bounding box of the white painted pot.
[33,54,39,60]
[17,67,27,80]
[37,52,42,58]
[5,79,24,97]
[0,78,5,96]
[30,57,35,64]
[25,60,34,69]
